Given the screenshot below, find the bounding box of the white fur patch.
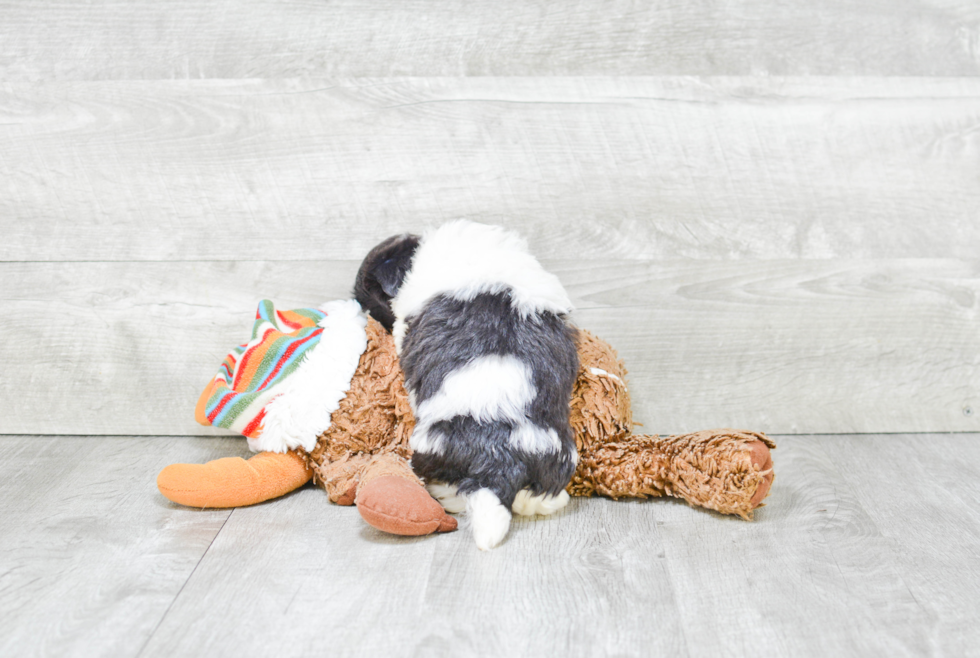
[408,424,444,456]
[416,355,535,425]
[409,355,563,456]
[467,488,512,550]
[512,489,570,516]
[411,420,564,456]
[248,299,368,454]
[508,423,562,454]
[392,220,573,352]
[426,482,466,514]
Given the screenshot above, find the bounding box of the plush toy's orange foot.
[157,451,312,508]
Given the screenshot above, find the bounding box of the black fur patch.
[401,291,579,508]
[412,418,578,508]
[353,233,420,331]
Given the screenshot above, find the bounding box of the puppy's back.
[391,221,579,549]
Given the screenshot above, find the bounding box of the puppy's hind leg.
[512,489,570,517]
[466,488,512,550]
[426,482,466,514]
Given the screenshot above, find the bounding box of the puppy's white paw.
[511,489,570,516]
[467,489,512,550]
[426,482,466,514]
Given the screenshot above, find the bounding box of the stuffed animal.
[157,300,774,536]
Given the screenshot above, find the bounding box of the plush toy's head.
[353,233,420,332]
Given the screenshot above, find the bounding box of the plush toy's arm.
[156,451,312,509]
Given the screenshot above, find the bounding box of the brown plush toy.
[158,306,774,535]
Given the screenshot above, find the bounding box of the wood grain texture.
[654,434,980,657]
[2,1,980,80]
[3,434,973,657]
[2,77,979,262]
[0,260,361,438]
[0,435,249,658]
[1,259,976,436]
[829,434,980,658]
[139,487,687,658]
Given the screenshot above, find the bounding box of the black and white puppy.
[353,220,579,550]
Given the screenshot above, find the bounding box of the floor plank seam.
[134,508,235,658]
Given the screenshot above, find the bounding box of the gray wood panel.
[2,77,978,262]
[831,434,980,658]
[1,259,976,436]
[0,435,249,658]
[2,434,971,657]
[569,258,980,435]
[140,477,688,657]
[650,434,980,658]
[2,1,979,79]
[658,437,918,656]
[0,259,360,438]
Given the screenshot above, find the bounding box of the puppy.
[354,221,578,550]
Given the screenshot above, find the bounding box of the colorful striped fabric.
[195,300,327,439]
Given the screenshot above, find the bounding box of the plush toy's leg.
[354,453,457,536]
[157,451,313,508]
[647,429,775,519]
[313,454,375,506]
[576,429,775,520]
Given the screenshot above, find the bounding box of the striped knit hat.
[195,299,368,453]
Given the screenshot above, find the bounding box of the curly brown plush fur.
[298,318,774,521]
[569,330,775,518]
[302,317,417,503]
[158,317,774,531]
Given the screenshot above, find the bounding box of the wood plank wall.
[1,1,977,436]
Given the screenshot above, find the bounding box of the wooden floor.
[1,433,978,658]
[2,0,979,656]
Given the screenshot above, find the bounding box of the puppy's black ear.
[375,256,411,298]
[354,233,420,332]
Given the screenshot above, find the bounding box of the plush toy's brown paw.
[747,439,774,508]
[356,475,458,536]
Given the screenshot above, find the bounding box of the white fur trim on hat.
[248,299,368,453]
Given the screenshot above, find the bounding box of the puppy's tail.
[466,488,512,550]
